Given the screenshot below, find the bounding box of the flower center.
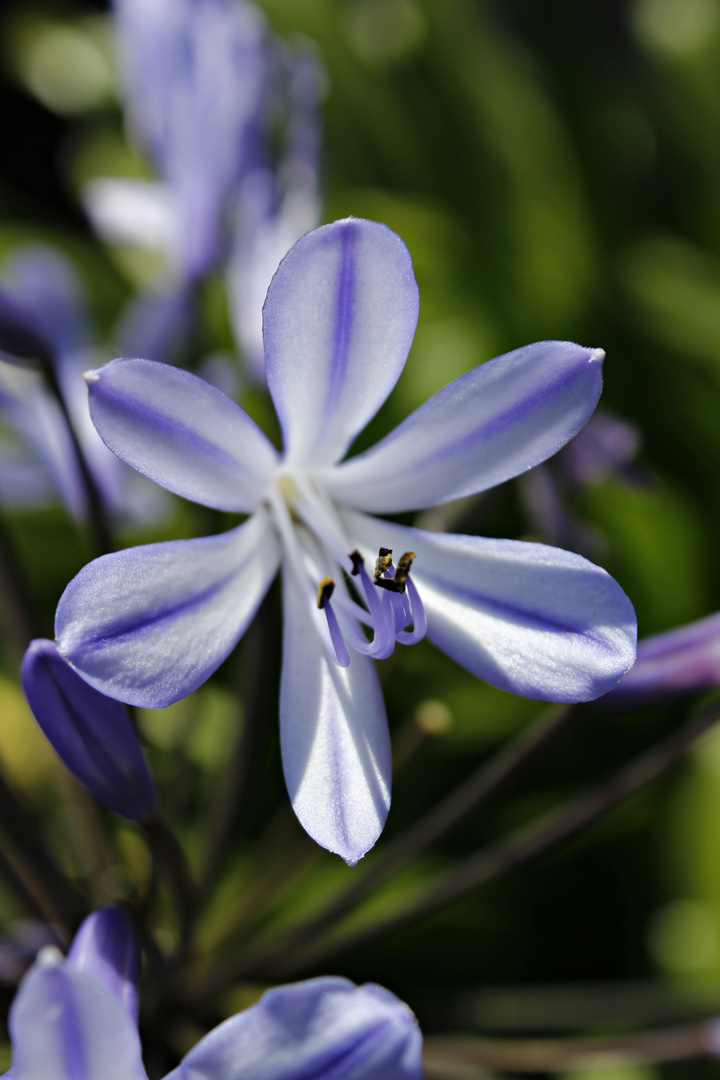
[266,472,426,667]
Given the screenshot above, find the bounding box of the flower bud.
[67,907,139,1021]
[21,639,156,820]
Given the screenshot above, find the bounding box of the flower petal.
[325,340,605,512]
[164,977,423,1080]
[343,510,637,702]
[2,245,88,360]
[83,178,179,257]
[8,949,147,1080]
[263,218,419,467]
[280,561,391,864]
[85,358,278,512]
[597,611,720,710]
[55,511,279,708]
[21,640,156,821]
[67,908,140,1022]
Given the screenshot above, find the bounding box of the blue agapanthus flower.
[2,907,423,1080]
[54,218,637,864]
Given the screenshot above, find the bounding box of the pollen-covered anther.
[373,547,393,584]
[375,550,417,594]
[317,577,335,609]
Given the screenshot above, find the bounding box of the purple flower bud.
[21,639,156,821]
[597,612,720,709]
[0,288,54,368]
[67,908,140,1022]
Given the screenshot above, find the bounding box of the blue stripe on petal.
[326,340,604,512]
[164,977,423,1080]
[263,218,419,468]
[9,956,147,1080]
[280,561,391,864]
[55,511,279,708]
[342,510,637,703]
[326,222,357,415]
[86,358,278,512]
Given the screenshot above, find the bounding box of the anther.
[373,548,393,583]
[317,577,335,609]
[375,550,417,594]
[349,550,364,576]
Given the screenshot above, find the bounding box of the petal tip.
[588,347,605,364]
[83,368,100,384]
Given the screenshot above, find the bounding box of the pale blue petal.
[9,951,147,1080]
[342,510,637,702]
[85,358,278,512]
[263,218,419,468]
[280,562,390,864]
[164,977,423,1080]
[325,341,605,512]
[67,908,139,1022]
[55,511,279,708]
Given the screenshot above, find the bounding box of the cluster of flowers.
[2,0,720,1073]
[2,906,423,1080]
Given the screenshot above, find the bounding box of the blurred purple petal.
[113,0,270,281]
[264,218,419,468]
[598,612,720,709]
[228,44,323,382]
[164,977,423,1080]
[113,288,194,365]
[327,341,605,513]
[67,908,139,1022]
[2,246,88,361]
[21,640,156,820]
[83,178,178,260]
[0,289,53,368]
[561,410,641,487]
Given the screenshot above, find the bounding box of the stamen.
[373,548,393,583]
[317,577,335,609]
[316,577,350,667]
[396,575,427,646]
[374,550,416,594]
[345,550,395,659]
